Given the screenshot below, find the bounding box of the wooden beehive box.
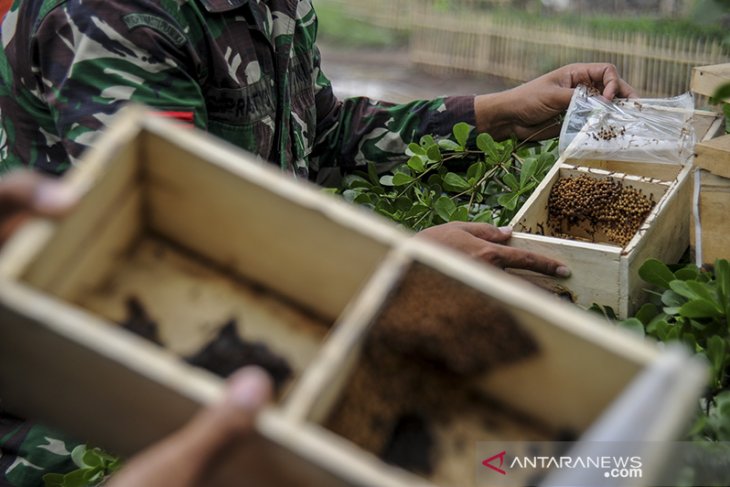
[0,107,701,486]
[689,63,730,265]
[508,111,724,318]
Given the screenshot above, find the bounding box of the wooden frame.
[0,106,703,486]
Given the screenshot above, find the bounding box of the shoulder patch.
[123,13,186,47]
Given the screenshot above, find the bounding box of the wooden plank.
[283,249,411,423]
[695,134,730,179]
[625,164,693,315]
[16,119,142,291]
[508,233,623,311]
[139,128,401,323]
[698,170,730,263]
[691,63,730,100]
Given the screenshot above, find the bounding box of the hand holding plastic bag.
[559,85,696,164]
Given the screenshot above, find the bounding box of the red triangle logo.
[482,450,507,475]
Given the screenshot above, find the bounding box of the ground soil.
[318,44,510,104]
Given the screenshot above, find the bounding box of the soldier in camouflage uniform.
[0,0,635,484]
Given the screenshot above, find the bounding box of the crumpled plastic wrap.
[559,85,696,164]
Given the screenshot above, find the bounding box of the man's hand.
[475,63,638,141]
[0,171,76,244]
[108,367,273,487]
[418,222,570,277]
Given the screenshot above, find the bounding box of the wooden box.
[0,107,705,486]
[691,63,730,101]
[509,112,724,318]
[692,134,730,264]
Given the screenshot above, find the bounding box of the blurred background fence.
[319,0,730,98]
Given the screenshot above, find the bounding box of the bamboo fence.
[320,0,730,98]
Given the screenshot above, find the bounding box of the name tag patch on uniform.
[123,14,186,47]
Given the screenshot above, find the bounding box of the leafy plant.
[43,445,121,487]
[619,258,730,443]
[337,122,558,231]
[627,259,730,394]
[712,82,730,134]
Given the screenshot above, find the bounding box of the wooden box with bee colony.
[0,107,706,486]
[508,111,724,318]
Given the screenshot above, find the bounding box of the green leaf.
[639,259,675,289]
[433,196,456,221]
[466,161,487,182]
[406,142,425,156]
[379,175,394,186]
[395,197,412,212]
[679,299,723,319]
[476,132,499,160]
[635,303,659,325]
[367,162,379,186]
[674,265,700,281]
[71,445,88,469]
[453,122,471,148]
[497,192,520,211]
[473,210,496,224]
[42,473,65,487]
[438,139,461,151]
[426,144,442,162]
[420,134,436,147]
[670,281,720,307]
[706,335,727,385]
[661,289,685,309]
[502,172,519,191]
[619,318,645,337]
[406,155,425,173]
[443,172,471,192]
[451,206,469,222]
[716,259,730,304]
[82,449,104,469]
[392,173,414,186]
[714,82,730,101]
[520,157,537,187]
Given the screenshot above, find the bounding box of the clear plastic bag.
[559,85,696,164]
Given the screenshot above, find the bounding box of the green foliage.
[622,258,730,442]
[43,445,121,487]
[629,259,730,393]
[337,123,558,231]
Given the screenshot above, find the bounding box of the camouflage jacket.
[0,0,475,182]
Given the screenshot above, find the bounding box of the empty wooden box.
[509,111,724,318]
[0,107,706,486]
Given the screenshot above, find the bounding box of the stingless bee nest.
[547,174,655,247]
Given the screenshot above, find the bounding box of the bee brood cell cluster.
[547,174,655,247]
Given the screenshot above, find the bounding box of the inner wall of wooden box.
[18,129,392,396]
[311,260,643,487]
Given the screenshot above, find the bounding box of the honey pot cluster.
[547,174,655,247]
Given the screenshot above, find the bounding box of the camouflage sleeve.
[309,44,476,176]
[1,415,81,486]
[33,0,205,166]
